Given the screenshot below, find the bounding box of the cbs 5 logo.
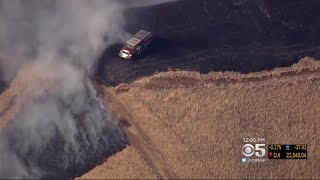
[242,144,266,157]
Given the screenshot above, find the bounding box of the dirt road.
[95,83,177,179]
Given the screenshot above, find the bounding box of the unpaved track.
[94,83,177,179]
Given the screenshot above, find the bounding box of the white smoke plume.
[0,0,131,178]
[0,0,131,79]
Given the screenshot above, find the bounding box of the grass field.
[81,57,320,179]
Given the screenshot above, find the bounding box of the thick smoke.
[0,0,131,178]
[0,0,131,80]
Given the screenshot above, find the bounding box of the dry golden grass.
[86,57,320,179]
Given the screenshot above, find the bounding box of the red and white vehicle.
[119,30,153,60]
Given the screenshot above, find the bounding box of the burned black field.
[97,0,320,86]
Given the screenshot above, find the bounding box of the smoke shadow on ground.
[96,0,320,86]
[0,82,129,179]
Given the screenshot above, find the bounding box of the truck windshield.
[124,43,135,49]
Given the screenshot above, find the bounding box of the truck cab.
[119,30,153,60]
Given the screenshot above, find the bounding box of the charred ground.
[96,0,320,86]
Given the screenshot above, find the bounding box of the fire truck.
[119,30,153,60]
